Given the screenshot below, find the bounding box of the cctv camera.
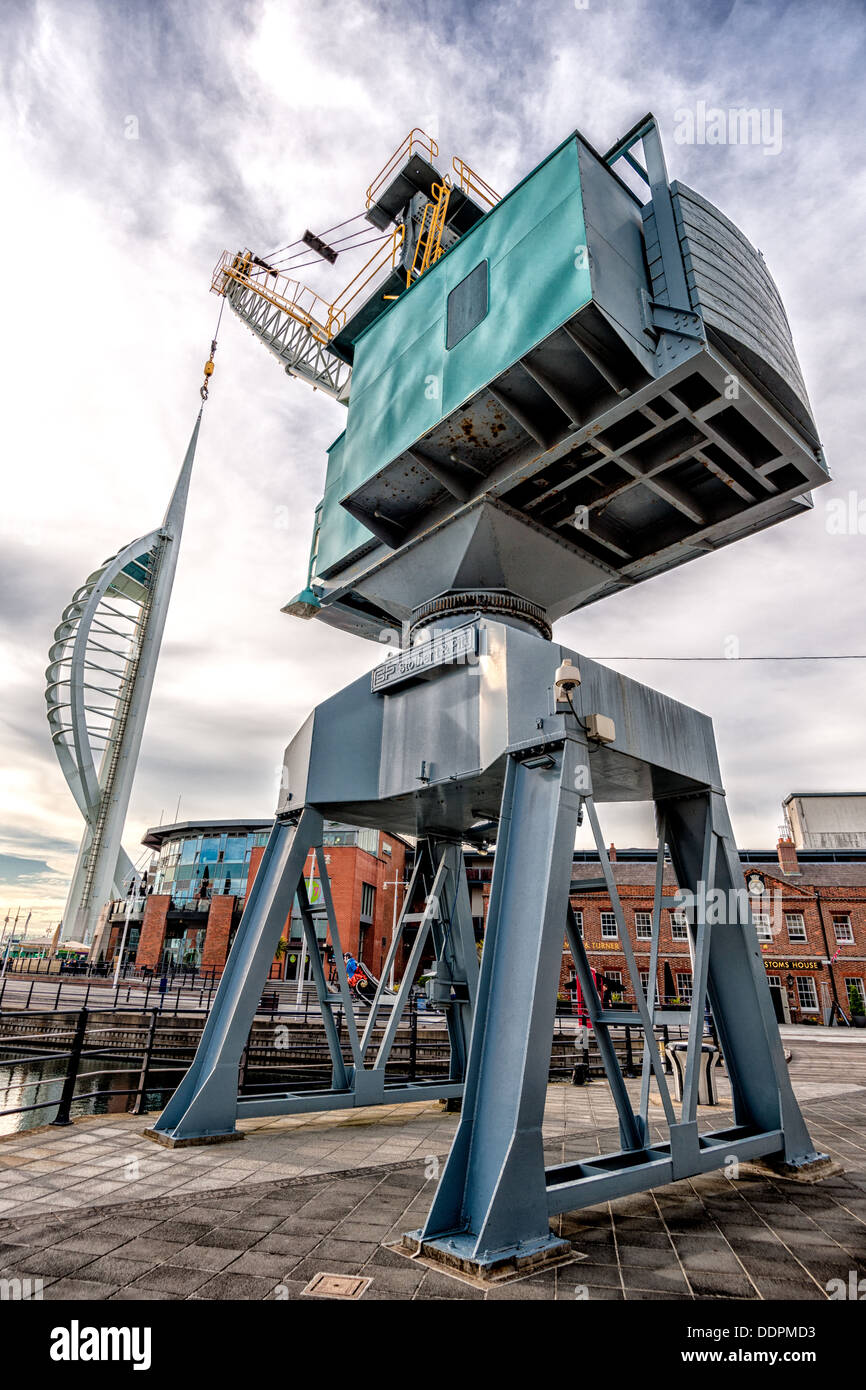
[554,658,581,703]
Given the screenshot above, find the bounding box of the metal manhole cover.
[301,1272,372,1300]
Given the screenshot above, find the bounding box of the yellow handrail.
[327,225,405,336]
[213,222,406,345]
[452,156,499,209]
[408,203,435,285]
[211,250,333,344]
[366,128,439,209]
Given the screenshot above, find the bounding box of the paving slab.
[0,1037,863,1299]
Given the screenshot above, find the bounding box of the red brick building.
[466,837,866,1026]
[96,800,866,1024]
[246,825,410,984]
[95,819,410,983]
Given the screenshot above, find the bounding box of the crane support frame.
[151,618,828,1278]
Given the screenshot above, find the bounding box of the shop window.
[796,976,819,1011]
[675,972,693,1003]
[844,977,865,1011]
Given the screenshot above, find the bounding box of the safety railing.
[452,156,500,209]
[0,1008,192,1125]
[0,999,447,1127]
[213,225,406,346]
[211,251,333,344]
[327,224,405,335]
[0,970,221,1016]
[366,127,439,209]
[0,1001,714,1130]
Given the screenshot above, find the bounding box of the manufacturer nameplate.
[371,624,477,693]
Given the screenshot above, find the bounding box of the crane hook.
[200,336,218,402]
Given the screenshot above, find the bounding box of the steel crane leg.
[410,749,828,1278]
[148,812,318,1142]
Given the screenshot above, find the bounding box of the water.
[0,1057,167,1136]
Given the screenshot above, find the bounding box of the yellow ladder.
[407,181,451,286]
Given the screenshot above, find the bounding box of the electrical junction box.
[586,713,616,744]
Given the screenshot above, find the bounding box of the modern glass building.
[92,816,411,977]
[145,820,272,904]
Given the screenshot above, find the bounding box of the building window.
[845,977,865,1011]
[670,911,689,940]
[766,974,782,989]
[753,913,773,942]
[573,909,584,938]
[604,969,623,1002]
[360,882,376,920]
[635,912,652,940]
[833,914,854,943]
[357,828,379,855]
[675,971,693,1003]
[446,260,489,349]
[785,913,806,942]
[796,976,819,1012]
[639,970,651,993]
[600,912,618,939]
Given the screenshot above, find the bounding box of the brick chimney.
[609,843,617,862]
[777,836,800,876]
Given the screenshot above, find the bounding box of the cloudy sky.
[2,0,865,933]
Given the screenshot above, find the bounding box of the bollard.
[667,1042,720,1105]
[624,1025,637,1078]
[571,1022,591,1085]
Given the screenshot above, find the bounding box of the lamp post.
[113,872,141,990]
[1,909,28,977]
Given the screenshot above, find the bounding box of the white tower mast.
[46,411,203,946]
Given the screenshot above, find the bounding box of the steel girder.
[226,281,352,403]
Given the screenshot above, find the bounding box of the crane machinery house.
[261,121,827,642]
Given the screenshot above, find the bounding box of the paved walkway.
[0,1039,863,1300]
